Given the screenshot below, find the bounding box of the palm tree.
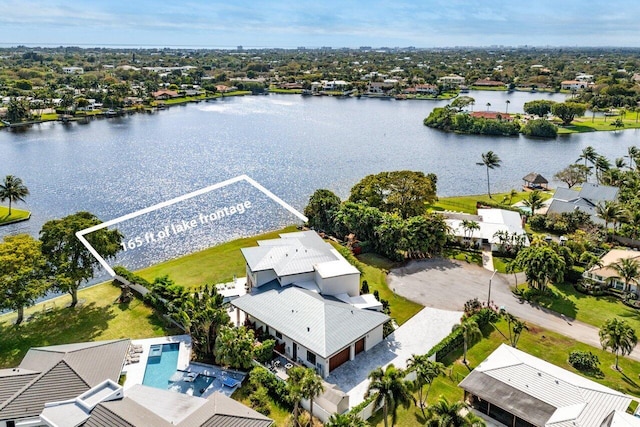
[596,201,623,239]
[522,190,544,216]
[407,355,445,416]
[626,146,639,170]
[287,367,307,427]
[365,364,412,427]
[576,146,599,182]
[301,368,324,426]
[609,258,640,294]
[426,397,485,427]
[599,318,638,370]
[326,413,368,427]
[476,151,502,199]
[458,320,481,365]
[485,102,491,112]
[505,99,510,114]
[461,220,480,245]
[594,155,611,184]
[0,175,30,216]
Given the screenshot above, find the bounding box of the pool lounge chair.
[222,377,241,388]
[185,372,198,382]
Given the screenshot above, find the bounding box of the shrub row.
[425,308,494,362]
[112,265,151,288]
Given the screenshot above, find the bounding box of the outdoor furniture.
[285,363,293,370]
[185,372,198,382]
[273,360,281,368]
[222,377,241,388]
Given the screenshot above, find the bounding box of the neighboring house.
[322,80,349,91]
[473,78,506,88]
[232,230,388,377]
[367,82,393,94]
[583,249,640,293]
[151,89,180,100]
[444,208,529,251]
[546,183,619,225]
[0,339,273,427]
[438,74,465,86]
[522,172,549,190]
[414,84,439,95]
[460,344,634,427]
[0,339,130,426]
[561,80,589,90]
[62,67,84,74]
[470,111,514,121]
[576,74,594,82]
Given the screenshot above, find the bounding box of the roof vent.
[538,372,542,376]
[307,327,310,332]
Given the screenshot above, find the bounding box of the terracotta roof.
[470,111,513,120]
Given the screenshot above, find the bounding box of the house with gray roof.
[546,183,618,225]
[232,284,389,378]
[460,344,634,427]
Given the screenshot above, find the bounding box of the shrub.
[360,280,370,294]
[249,386,271,416]
[464,298,482,316]
[249,366,291,408]
[254,339,276,364]
[568,350,601,375]
[522,119,558,138]
[112,265,152,288]
[426,308,496,361]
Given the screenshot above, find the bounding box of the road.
[388,258,640,362]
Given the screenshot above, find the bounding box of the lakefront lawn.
[0,206,31,224]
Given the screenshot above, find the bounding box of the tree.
[523,99,555,117]
[365,364,412,427]
[609,258,640,293]
[5,98,31,123]
[551,102,587,125]
[461,220,480,244]
[214,326,255,369]
[407,355,444,416]
[0,234,49,324]
[349,171,437,219]
[304,189,341,233]
[450,96,475,111]
[553,164,587,188]
[300,368,324,426]
[513,245,565,291]
[522,190,544,216]
[599,318,638,370]
[577,146,599,173]
[476,151,502,198]
[505,99,510,114]
[0,175,30,216]
[458,320,481,365]
[521,119,558,138]
[596,201,623,239]
[610,118,625,132]
[326,413,368,427]
[504,312,528,348]
[426,397,485,427]
[485,102,491,111]
[39,211,123,307]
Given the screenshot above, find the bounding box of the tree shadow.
[0,302,115,368]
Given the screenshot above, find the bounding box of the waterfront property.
[459,344,635,427]
[583,249,640,293]
[444,208,530,251]
[547,183,618,225]
[233,230,389,378]
[0,336,267,427]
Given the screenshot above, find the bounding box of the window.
[307,350,316,365]
[275,331,282,339]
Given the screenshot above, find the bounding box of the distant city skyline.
[0,0,639,49]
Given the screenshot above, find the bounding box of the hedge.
[112,265,152,288]
[425,308,494,362]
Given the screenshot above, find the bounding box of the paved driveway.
[325,306,462,408]
[388,258,640,361]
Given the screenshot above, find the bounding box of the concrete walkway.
[388,258,640,362]
[481,246,494,271]
[325,307,463,408]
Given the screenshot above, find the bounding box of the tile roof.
[459,345,631,427]
[232,285,389,358]
[0,369,39,404]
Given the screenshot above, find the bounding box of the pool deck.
[123,335,192,390]
[185,362,246,397]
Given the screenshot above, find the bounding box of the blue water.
[141,343,180,390]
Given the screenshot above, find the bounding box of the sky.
[0,0,639,49]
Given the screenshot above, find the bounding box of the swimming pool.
[141,343,180,390]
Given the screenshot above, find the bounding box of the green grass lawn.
[369,318,640,426]
[444,248,483,266]
[557,115,640,134]
[137,226,299,288]
[0,205,31,224]
[268,87,302,94]
[0,283,174,368]
[431,191,552,214]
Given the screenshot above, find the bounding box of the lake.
[1,91,638,270]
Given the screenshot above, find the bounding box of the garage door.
[355,338,365,355]
[329,347,351,371]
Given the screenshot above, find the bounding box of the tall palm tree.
[287,367,307,427]
[485,102,491,112]
[505,99,510,114]
[576,146,599,182]
[609,258,640,294]
[365,364,412,427]
[627,146,639,170]
[476,151,502,199]
[0,175,30,216]
[426,397,485,427]
[458,320,482,365]
[594,155,611,184]
[522,190,544,216]
[596,201,623,239]
[407,354,445,416]
[461,220,480,244]
[301,368,324,426]
[599,318,638,370]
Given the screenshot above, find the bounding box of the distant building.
[470,111,514,121]
[546,183,619,225]
[62,67,84,74]
[522,172,549,190]
[561,80,589,91]
[438,74,466,86]
[473,78,506,87]
[151,89,180,100]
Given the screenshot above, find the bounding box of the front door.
[292,342,297,361]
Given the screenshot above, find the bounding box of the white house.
[445,209,529,251]
[460,344,635,427]
[561,80,589,91]
[62,67,84,74]
[232,231,388,377]
[438,74,465,86]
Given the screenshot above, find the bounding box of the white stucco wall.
[279,272,315,286]
[315,271,359,297]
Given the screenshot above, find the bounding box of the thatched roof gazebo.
[522,172,549,190]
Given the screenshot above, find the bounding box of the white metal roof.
[446,209,529,245]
